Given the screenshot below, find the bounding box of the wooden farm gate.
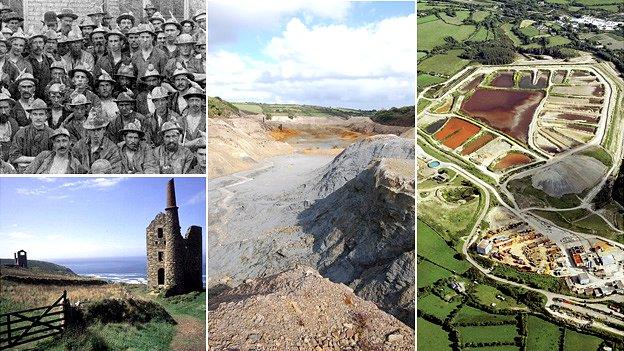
[0,290,68,350]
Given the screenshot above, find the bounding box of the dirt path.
[169,315,205,351]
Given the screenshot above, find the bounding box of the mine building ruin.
[146,179,203,296]
[14,250,27,268]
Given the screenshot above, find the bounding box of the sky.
[0,177,206,260]
[208,1,416,110]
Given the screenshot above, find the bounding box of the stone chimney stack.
[166,178,178,210]
[165,178,181,231]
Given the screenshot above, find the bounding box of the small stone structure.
[14,250,27,268]
[146,179,202,296]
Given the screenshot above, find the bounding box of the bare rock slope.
[208,266,414,350]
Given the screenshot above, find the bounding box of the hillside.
[0,259,76,276]
[208,96,241,118]
[232,102,376,119]
[371,106,416,127]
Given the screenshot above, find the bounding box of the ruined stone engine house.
[146,179,202,296]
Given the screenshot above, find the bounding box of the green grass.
[232,103,263,114]
[547,35,571,47]
[453,305,517,324]
[526,315,562,351]
[507,176,582,209]
[490,264,568,294]
[156,292,206,321]
[418,52,428,60]
[419,50,470,77]
[502,23,522,46]
[590,4,620,12]
[439,11,471,25]
[417,99,433,114]
[418,260,454,288]
[417,219,472,274]
[563,329,604,351]
[576,0,620,4]
[418,14,439,24]
[545,0,570,3]
[418,19,476,51]
[520,26,542,38]
[39,321,176,351]
[418,294,462,320]
[472,10,490,22]
[458,324,519,344]
[472,284,525,309]
[417,317,453,351]
[464,347,519,351]
[470,27,490,42]
[532,209,620,241]
[418,73,447,90]
[581,146,613,167]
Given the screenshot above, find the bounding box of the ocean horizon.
[51,256,207,286]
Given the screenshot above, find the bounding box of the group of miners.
[0,2,206,174]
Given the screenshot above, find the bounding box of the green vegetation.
[563,329,604,351]
[490,264,569,294]
[417,99,433,114]
[464,346,519,351]
[417,19,476,51]
[418,73,446,90]
[417,317,453,351]
[458,324,518,344]
[507,176,582,209]
[254,103,374,118]
[417,219,471,274]
[502,23,522,46]
[418,293,462,320]
[439,11,471,25]
[419,50,471,76]
[0,259,75,275]
[41,322,176,351]
[580,146,613,167]
[453,305,516,325]
[209,96,240,118]
[371,106,415,127]
[532,209,620,242]
[472,11,490,22]
[472,284,524,309]
[418,260,454,288]
[526,315,562,351]
[231,103,263,114]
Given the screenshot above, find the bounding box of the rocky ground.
[208,266,414,350]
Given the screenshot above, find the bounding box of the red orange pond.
[461,88,545,144]
[434,117,481,149]
[491,152,533,171]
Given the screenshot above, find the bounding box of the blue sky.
[208,1,415,110]
[0,177,206,260]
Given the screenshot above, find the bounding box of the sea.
[52,256,207,286]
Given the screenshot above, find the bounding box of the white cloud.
[183,190,206,206]
[208,1,351,44]
[208,14,416,109]
[59,178,127,190]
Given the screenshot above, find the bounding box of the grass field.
[490,264,567,294]
[418,318,453,351]
[464,346,519,351]
[418,260,454,288]
[502,23,523,46]
[439,11,471,25]
[470,27,490,42]
[532,209,620,242]
[418,99,433,114]
[418,294,462,320]
[232,103,263,114]
[520,25,543,38]
[547,35,571,47]
[453,305,517,324]
[458,324,519,344]
[563,329,604,351]
[507,176,582,209]
[418,19,476,51]
[417,219,472,274]
[581,146,613,167]
[576,0,621,4]
[472,284,525,309]
[418,73,447,90]
[419,50,471,76]
[526,315,562,351]
[418,52,428,60]
[472,10,490,22]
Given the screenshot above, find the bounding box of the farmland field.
[453,305,517,324]
[418,19,476,51]
[563,329,604,351]
[232,103,263,114]
[417,219,471,273]
[418,50,471,77]
[464,346,519,351]
[458,324,519,344]
[439,11,471,25]
[526,315,561,351]
[418,294,462,320]
[418,74,446,90]
[417,318,453,351]
[472,284,525,309]
[418,260,454,288]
